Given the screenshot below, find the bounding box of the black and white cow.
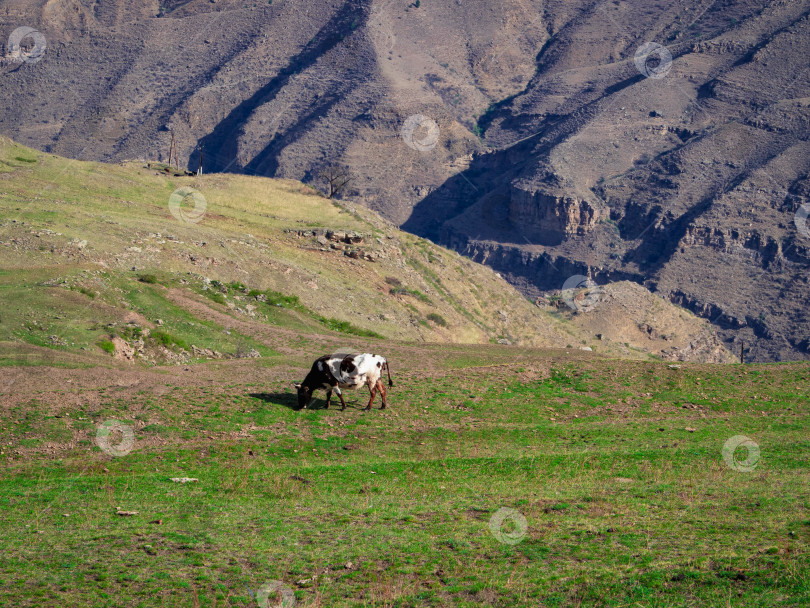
[295,353,394,411]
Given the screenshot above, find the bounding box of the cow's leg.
[325,389,332,409]
[364,383,377,411]
[335,386,348,411]
[376,379,387,409]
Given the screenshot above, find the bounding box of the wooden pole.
[740,340,745,364]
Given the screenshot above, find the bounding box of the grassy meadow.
[0,352,808,607]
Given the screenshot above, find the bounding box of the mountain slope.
[1,0,797,359]
[0,0,548,220]
[406,0,810,362]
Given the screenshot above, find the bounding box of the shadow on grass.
[249,392,352,410]
[249,393,365,411]
[249,392,300,410]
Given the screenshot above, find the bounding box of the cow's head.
[294,383,312,410]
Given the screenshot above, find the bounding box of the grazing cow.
[295,353,394,411]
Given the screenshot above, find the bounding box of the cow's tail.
[385,359,394,387]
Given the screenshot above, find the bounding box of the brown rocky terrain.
[1,0,808,360]
[544,280,736,363]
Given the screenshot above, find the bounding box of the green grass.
[149,330,188,351]
[0,268,278,362]
[96,339,115,355]
[202,289,227,305]
[262,289,301,308]
[199,282,383,339]
[314,315,385,339]
[76,286,97,299]
[0,357,807,607]
[137,273,159,285]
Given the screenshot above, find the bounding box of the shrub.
[137,274,158,284]
[204,290,227,305]
[118,325,143,341]
[315,316,383,338]
[228,281,248,292]
[385,276,402,287]
[150,330,188,351]
[264,290,300,308]
[77,286,96,299]
[427,313,448,327]
[97,340,115,355]
[389,286,431,304]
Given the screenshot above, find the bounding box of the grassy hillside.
[0,137,733,366]
[0,135,589,358]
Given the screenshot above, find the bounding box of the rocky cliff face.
[681,226,788,270]
[441,226,639,299]
[508,187,604,245]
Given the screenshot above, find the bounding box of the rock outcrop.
[508,187,604,243]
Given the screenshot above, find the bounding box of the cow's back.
[327,353,385,388]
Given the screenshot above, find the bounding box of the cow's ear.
[294,383,301,389]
